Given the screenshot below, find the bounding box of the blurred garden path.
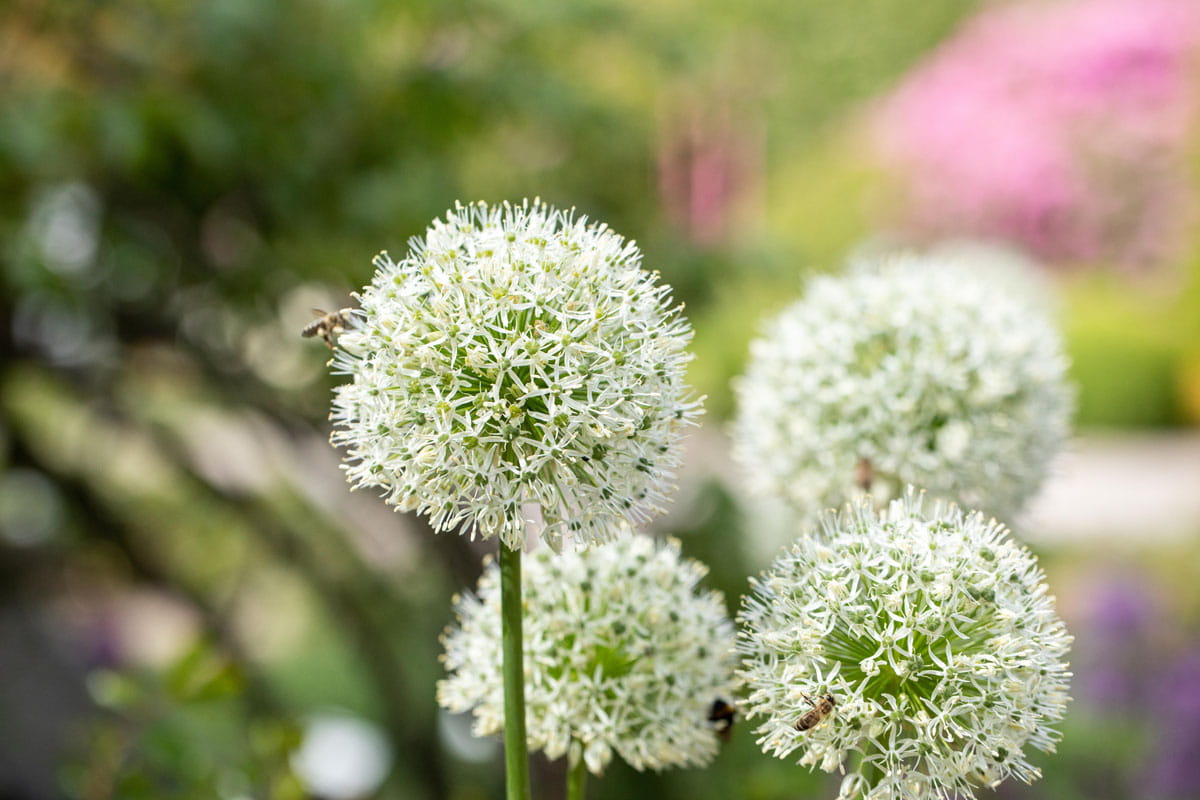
[679,429,1200,548]
[1022,432,1200,545]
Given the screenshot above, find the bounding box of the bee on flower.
[737,492,1073,800]
[733,252,1072,527]
[328,200,701,551]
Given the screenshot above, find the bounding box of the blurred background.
[2,0,1200,798]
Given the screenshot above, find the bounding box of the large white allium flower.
[330,200,701,550]
[437,535,739,775]
[732,253,1071,525]
[737,492,1073,800]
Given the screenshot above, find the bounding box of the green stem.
[566,750,587,800]
[500,543,532,800]
[857,744,884,794]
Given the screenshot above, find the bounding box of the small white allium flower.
[437,535,738,775]
[330,200,700,550]
[737,492,1073,800]
[732,253,1071,525]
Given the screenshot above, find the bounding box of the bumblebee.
[708,698,736,742]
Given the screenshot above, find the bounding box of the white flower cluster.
[737,492,1073,800]
[438,535,739,775]
[732,253,1071,525]
[330,201,700,550]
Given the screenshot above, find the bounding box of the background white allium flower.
[732,253,1071,526]
[330,200,700,550]
[737,492,1073,800]
[437,535,739,775]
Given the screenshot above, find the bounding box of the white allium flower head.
[330,200,701,551]
[737,491,1073,800]
[437,534,739,775]
[732,252,1071,526]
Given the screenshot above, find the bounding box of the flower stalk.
[566,750,588,800]
[499,543,532,800]
[326,201,704,797]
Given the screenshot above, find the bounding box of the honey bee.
[302,308,354,349]
[794,692,836,732]
[708,698,736,742]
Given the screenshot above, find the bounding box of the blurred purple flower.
[79,611,123,671]
[1144,648,1200,799]
[873,0,1200,268]
[1076,576,1159,709]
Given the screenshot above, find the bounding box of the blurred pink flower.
[657,96,763,247]
[873,0,1200,268]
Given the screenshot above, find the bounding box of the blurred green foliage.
[62,641,306,800]
[1064,266,1200,428]
[2,0,1199,799]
